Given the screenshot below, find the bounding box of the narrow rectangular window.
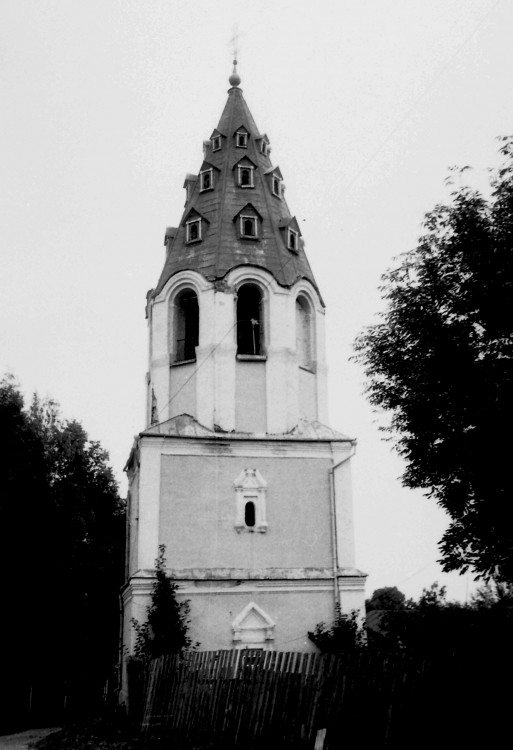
[236,132,248,147]
[240,216,257,238]
[238,166,254,188]
[200,169,213,192]
[288,228,298,251]
[186,219,201,243]
[212,136,221,151]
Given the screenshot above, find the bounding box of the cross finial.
[229,26,241,88]
[230,25,239,61]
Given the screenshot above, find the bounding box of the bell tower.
[123,64,366,659]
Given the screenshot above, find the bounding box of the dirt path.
[0,728,61,750]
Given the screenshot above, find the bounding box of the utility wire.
[330,0,501,206]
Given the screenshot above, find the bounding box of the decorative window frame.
[232,602,275,650]
[236,131,249,148]
[239,215,258,239]
[200,168,214,192]
[278,215,301,253]
[211,135,221,151]
[238,165,255,188]
[288,228,299,253]
[272,175,281,197]
[186,218,202,243]
[234,469,268,533]
[256,134,270,156]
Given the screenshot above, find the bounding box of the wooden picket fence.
[131,646,509,748]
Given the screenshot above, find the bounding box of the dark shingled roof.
[154,84,321,299]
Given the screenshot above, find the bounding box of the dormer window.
[266,166,283,199]
[186,218,202,243]
[183,207,209,245]
[288,228,299,252]
[233,203,262,243]
[238,165,254,188]
[257,135,270,156]
[240,216,257,238]
[200,168,213,192]
[212,135,221,151]
[183,174,198,206]
[236,131,248,148]
[278,215,301,252]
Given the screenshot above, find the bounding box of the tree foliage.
[0,375,125,723]
[311,582,513,656]
[366,581,513,654]
[366,586,406,612]
[354,138,513,584]
[308,606,366,653]
[132,545,195,661]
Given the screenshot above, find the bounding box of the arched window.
[234,469,268,534]
[244,501,256,527]
[174,289,199,362]
[296,296,312,368]
[237,284,263,356]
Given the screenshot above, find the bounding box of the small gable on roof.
[231,155,258,171]
[210,128,226,139]
[183,173,198,188]
[233,124,249,136]
[199,160,220,173]
[278,216,302,236]
[232,202,263,222]
[182,207,210,227]
[164,227,177,245]
[265,166,283,179]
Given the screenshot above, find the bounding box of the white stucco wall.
[147,270,328,434]
[158,452,333,570]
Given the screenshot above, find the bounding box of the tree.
[0,375,125,727]
[366,586,406,612]
[308,606,366,653]
[132,545,195,661]
[365,582,513,655]
[354,138,513,584]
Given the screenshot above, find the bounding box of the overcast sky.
[1,0,511,602]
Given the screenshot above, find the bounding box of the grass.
[31,722,149,750]
[30,718,235,750]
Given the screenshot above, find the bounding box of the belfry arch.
[236,283,263,356]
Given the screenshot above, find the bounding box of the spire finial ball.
[229,58,241,87]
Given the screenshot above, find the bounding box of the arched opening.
[244,501,256,528]
[174,289,199,362]
[237,284,263,356]
[296,296,312,368]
